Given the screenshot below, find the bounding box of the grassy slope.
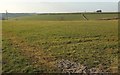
[2,13,118,73]
[1,13,33,20]
[11,13,118,21]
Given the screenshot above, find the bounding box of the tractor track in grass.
[3,32,58,72]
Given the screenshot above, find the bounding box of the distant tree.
[96,10,102,13]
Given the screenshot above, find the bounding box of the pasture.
[2,13,118,73]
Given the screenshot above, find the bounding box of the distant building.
[96,10,102,13]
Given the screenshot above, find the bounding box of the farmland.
[12,13,118,21]
[2,13,118,73]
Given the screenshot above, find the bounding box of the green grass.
[2,37,50,73]
[11,13,118,21]
[2,13,118,73]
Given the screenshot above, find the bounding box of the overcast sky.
[0,0,119,13]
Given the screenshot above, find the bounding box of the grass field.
[12,13,118,21]
[2,13,118,73]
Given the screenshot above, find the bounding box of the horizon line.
[0,11,119,14]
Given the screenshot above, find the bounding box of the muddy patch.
[56,59,109,73]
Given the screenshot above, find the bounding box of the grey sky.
[0,0,119,13]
